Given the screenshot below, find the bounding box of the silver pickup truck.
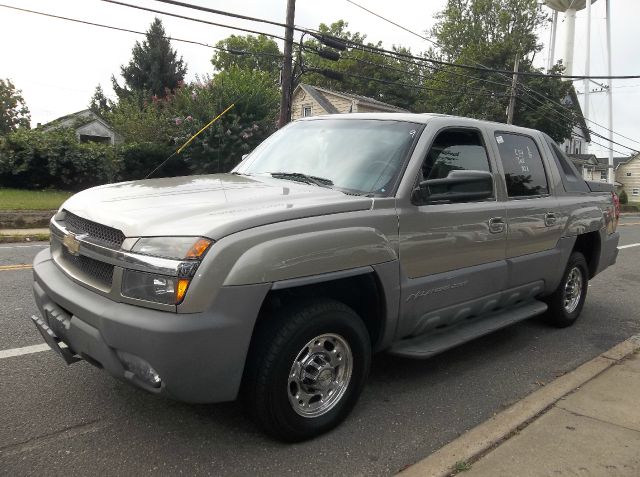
[31,113,619,441]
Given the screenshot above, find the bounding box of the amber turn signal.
[185,238,212,259]
[176,278,190,304]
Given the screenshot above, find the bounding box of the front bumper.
[32,249,270,403]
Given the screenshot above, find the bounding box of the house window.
[600,170,608,181]
[626,172,632,177]
[79,134,111,144]
[633,188,640,196]
[302,106,312,117]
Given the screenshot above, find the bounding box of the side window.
[545,136,589,193]
[414,129,492,204]
[495,133,549,197]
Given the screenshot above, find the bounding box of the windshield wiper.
[268,172,333,188]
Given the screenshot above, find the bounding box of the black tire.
[243,298,371,442]
[543,251,589,328]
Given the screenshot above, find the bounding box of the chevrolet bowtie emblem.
[63,232,84,256]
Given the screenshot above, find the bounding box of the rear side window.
[495,133,549,197]
[545,136,589,193]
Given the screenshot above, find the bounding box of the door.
[397,128,507,338]
[491,131,564,287]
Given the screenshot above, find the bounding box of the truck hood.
[61,174,373,240]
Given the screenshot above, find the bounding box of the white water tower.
[546,1,596,76]
[545,0,615,184]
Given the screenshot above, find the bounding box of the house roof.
[596,155,635,169]
[296,84,409,113]
[42,109,116,133]
[563,88,591,143]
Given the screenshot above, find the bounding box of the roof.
[595,156,636,169]
[41,109,116,133]
[564,88,591,143]
[295,84,409,113]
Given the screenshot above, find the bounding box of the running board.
[388,300,548,359]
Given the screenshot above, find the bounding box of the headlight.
[131,237,212,260]
[122,270,191,305]
[122,237,212,305]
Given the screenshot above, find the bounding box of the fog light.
[116,350,161,388]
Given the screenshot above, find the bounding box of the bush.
[618,189,628,205]
[115,142,188,181]
[0,128,116,191]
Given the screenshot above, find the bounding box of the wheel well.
[255,273,385,349]
[573,231,601,278]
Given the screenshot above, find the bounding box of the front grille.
[64,210,125,248]
[61,248,114,288]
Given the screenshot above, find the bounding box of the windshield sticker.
[496,135,504,144]
[409,130,416,137]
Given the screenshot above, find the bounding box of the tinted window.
[414,129,492,204]
[495,133,549,197]
[420,129,491,182]
[544,135,589,193]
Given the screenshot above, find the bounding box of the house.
[561,88,591,155]
[291,83,408,120]
[614,154,640,201]
[567,153,606,181]
[41,109,122,145]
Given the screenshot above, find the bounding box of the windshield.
[234,119,423,196]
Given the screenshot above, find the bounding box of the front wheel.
[243,298,371,442]
[543,251,589,328]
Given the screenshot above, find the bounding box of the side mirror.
[416,170,493,203]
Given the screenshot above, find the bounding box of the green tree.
[212,34,282,75]
[422,0,576,141]
[0,79,30,135]
[112,18,187,100]
[301,20,423,110]
[88,84,112,116]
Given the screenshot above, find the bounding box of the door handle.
[544,212,557,227]
[488,217,505,234]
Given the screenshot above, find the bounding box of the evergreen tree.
[88,85,112,116]
[112,18,187,100]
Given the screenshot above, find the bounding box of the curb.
[0,233,50,244]
[397,334,640,477]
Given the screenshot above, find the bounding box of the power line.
[102,0,287,41]
[345,0,439,48]
[150,0,289,30]
[0,3,284,58]
[343,0,640,147]
[516,84,639,153]
[141,0,639,80]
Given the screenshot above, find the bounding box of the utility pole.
[507,56,520,125]
[605,0,614,184]
[278,0,296,128]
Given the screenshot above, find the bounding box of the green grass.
[0,188,73,210]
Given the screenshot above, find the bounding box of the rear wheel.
[243,298,371,441]
[543,252,589,328]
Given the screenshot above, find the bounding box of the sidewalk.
[400,336,640,477]
[465,351,640,476]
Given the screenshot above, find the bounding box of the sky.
[1,0,638,158]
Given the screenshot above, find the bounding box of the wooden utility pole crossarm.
[278,0,296,128]
[507,56,520,125]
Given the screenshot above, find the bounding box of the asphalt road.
[1,219,640,476]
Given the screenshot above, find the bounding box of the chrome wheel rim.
[563,266,583,314]
[287,333,353,418]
